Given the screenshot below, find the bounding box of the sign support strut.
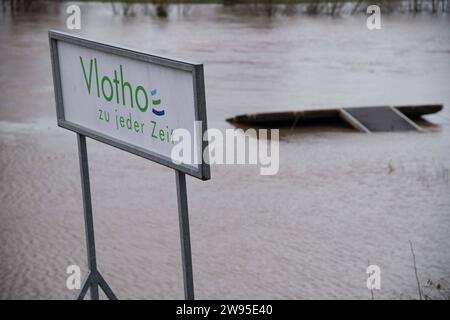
[76,133,117,300]
[75,133,196,300]
[175,170,195,300]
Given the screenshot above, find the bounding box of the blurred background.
[0,0,449,299]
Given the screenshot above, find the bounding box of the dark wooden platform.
[226,104,442,132]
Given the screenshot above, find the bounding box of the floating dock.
[226,104,443,133]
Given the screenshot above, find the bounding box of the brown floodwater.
[1,3,450,299]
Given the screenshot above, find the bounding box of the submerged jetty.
[226,104,443,133]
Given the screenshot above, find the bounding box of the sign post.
[49,31,210,300]
[75,133,117,300]
[175,170,195,300]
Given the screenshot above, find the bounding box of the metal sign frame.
[49,30,210,181]
[49,31,208,300]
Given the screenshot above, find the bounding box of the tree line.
[2,0,450,16]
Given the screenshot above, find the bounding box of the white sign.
[49,31,209,180]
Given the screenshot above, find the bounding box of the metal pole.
[77,133,99,300]
[175,170,195,300]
